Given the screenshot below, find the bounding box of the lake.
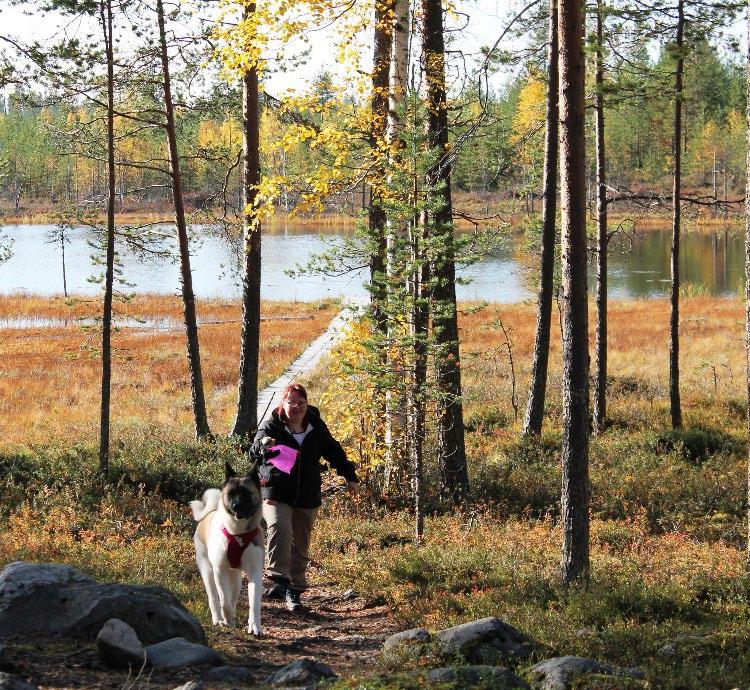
[0,223,743,302]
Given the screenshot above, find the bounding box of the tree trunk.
[61,230,68,298]
[593,0,607,434]
[523,0,559,438]
[98,0,116,476]
[232,5,262,438]
[156,0,211,438]
[410,211,428,545]
[670,0,684,430]
[368,0,392,340]
[422,0,467,504]
[558,0,590,586]
[745,0,750,573]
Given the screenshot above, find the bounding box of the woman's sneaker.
[285,588,303,612]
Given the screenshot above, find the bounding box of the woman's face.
[283,391,307,424]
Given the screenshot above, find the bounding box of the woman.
[251,382,359,612]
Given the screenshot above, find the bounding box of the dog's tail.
[190,488,221,521]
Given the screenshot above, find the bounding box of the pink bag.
[268,445,299,474]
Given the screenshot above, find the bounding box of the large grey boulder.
[265,658,337,687]
[145,638,223,670]
[427,665,530,688]
[527,656,644,690]
[96,619,146,670]
[0,562,205,645]
[0,673,40,690]
[435,617,535,664]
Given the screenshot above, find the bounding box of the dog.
[190,461,264,636]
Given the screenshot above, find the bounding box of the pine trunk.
[232,7,262,438]
[559,0,590,586]
[745,0,750,572]
[368,0,392,338]
[98,0,116,476]
[593,0,607,434]
[422,0,467,504]
[523,0,559,438]
[156,0,211,438]
[670,0,684,430]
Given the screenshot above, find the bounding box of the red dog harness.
[222,527,260,569]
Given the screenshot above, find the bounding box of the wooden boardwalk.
[256,303,361,423]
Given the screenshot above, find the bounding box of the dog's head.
[222,461,262,520]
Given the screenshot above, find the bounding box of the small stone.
[96,618,146,670]
[436,617,534,664]
[383,628,431,651]
[145,638,223,670]
[528,656,644,690]
[201,666,254,684]
[265,658,337,686]
[427,665,529,689]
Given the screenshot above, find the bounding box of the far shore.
[2,199,744,232]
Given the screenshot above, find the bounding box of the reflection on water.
[0,223,743,303]
[607,228,742,298]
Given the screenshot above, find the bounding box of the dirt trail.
[3,581,396,689]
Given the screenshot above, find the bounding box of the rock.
[383,628,431,651]
[427,665,530,688]
[171,682,204,690]
[0,645,16,673]
[527,656,645,690]
[96,618,146,670]
[435,617,534,664]
[145,638,223,670]
[201,666,255,684]
[383,628,432,662]
[0,673,40,690]
[264,658,337,687]
[657,634,707,659]
[0,562,205,645]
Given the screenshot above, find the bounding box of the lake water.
[0,223,743,302]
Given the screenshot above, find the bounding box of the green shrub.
[654,427,738,464]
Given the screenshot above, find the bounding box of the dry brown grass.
[0,295,338,445]
[459,296,745,431]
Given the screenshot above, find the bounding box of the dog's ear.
[225,462,236,481]
[248,460,261,488]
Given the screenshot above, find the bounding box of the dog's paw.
[248,624,263,637]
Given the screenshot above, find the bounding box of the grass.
[0,294,339,444]
[1,294,750,688]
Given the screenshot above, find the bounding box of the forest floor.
[2,580,395,689]
[3,295,750,688]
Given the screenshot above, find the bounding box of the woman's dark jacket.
[251,406,358,509]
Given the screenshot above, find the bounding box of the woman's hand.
[264,498,278,506]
